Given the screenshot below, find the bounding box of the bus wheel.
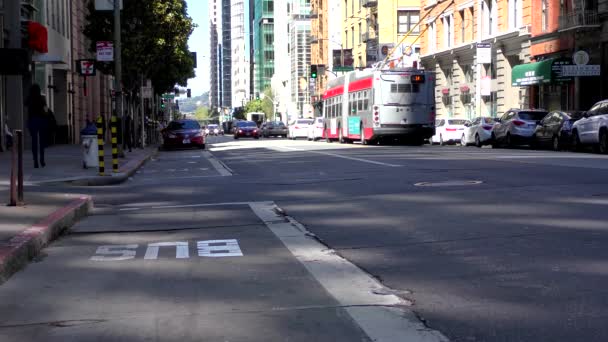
[339,128,345,144]
[360,126,368,145]
[324,127,331,143]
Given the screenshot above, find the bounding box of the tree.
[83,0,195,95]
[242,87,274,120]
[194,106,209,121]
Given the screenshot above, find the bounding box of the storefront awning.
[512,59,555,86]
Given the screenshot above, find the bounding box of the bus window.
[364,91,369,110]
[358,92,363,111]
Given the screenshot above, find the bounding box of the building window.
[345,0,348,18]
[483,0,497,37]
[443,14,453,48]
[398,10,420,34]
[428,22,436,53]
[460,10,466,43]
[541,0,548,32]
[351,26,354,47]
[358,23,362,44]
[509,0,522,29]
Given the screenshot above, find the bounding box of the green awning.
[512,59,555,86]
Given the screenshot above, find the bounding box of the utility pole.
[114,0,124,156]
[6,0,24,132]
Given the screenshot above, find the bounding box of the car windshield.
[448,119,468,125]
[167,121,200,130]
[297,120,313,125]
[277,122,286,127]
[518,112,548,121]
[208,125,218,129]
[237,121,257,127]
[482,118,496,124]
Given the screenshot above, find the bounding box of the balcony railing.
[559,11,600,32]
[362,0,378,8]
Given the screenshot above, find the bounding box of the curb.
[35,148,158,187]
[0,195,93,285]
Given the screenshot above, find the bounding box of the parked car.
[492,109,548,148]
[233,120,260,139]
[307,117,324,141]
[431,119,469,145]
[161,119,205,149]
[207,124,222,136]
[532,111,582,151]
[571,100,608,153]
[262,121,288,138]
[289,119,314,140]
[461,117,498,147]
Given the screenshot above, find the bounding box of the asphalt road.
[2,134,608,341]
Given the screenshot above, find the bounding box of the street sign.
[96,41,114,62]
[561,65,601,76]
[77,59,96,76]
[477,43,492,64]
[162,93,175,100]
[334,66,354,72]
[141,86,153,99]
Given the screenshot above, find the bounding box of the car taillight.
[295,126,299,129]
[446,128,457,131]
[253,129,258,133]
[482,125,493,130]
[513,120,526,126]
[238,129,243,133]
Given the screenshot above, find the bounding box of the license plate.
[246,133,251,136]
[183,139,190,144]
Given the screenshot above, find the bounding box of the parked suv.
[492,109,548,147]
[571,100,608,153]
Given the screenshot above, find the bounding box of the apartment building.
[342,0,421,69]
[253,0,275,96]
[420,0,533,119]
[525,0,606,112]
[231,0,250,108]
[290,1,312,118]
[221,0,232,109]
[209,0,220,109]
[272,0,291,120]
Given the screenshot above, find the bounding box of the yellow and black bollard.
[96,116,105,176]
[111,116,119,173]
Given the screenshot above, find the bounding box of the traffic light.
[310,65,318,79]
[187,88,191,98]
[255,93,260,100]
[160,98,166,109]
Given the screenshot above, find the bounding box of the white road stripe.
[118,201,252,211]
[202,151,233,176]
[280,146,402,167]
[249,201,449,342]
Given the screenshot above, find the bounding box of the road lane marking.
[279,146,402,167]
[249,201,449,342]
[202,151,233,176]
[144,242,189,259]
[118,201,253,212]
[90,240,244,261]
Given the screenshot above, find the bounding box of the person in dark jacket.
[25,84,47,168]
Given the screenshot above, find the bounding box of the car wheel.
[572,131,582,152]
[461,134,466,146]
[254,136,259,140]
[506,133,513,148]
[475,134,482,148]
[599,130,608,154]
[439,134,444,146]
[234,135,239,140]
[552,135,561,151]
[530,136,538,150]
[491,133,499,148]
[200,144,205,150]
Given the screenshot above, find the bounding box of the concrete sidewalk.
[0,144,157,186]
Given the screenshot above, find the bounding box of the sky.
[183,0,210,98]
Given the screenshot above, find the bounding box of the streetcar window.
[363,91,369,110]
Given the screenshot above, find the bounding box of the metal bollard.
[111,116,119,173]
[97,116,105,176]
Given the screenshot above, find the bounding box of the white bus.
[322,67,436,145]
[246,112,265,126]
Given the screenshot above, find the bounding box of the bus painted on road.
[322,68,436,145]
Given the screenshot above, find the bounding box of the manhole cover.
[414,180,483,187]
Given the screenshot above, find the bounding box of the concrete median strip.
[0,196,93,284]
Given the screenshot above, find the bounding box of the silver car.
[492,109,548,147]
[461,117,498,147]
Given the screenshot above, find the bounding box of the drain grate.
[414,180,483,187]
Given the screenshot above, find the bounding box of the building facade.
[272,0,291,120]
[231,0,250,108]
[290,1,312,118]
[253,0,275,96]
[209,0,220,110]
[420,0,533,119]
[221,0,232,109]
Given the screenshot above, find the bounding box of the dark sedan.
[262,121,288,138]
[162,119,205,149]
[233,121,260,139]
[533,111,582,151]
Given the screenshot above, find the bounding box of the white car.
[307,117,324,141]
[289,119,314,140]
[431,119,469,145]
[571,99,608,153]
[461,117,497,147]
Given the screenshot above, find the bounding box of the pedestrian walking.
[123,114,133,152]
[25,84,47,168]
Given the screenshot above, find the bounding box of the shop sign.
[573,51,590,65]
[551,58,573,82]
[561,65,601,77]
[96,41,114,62]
